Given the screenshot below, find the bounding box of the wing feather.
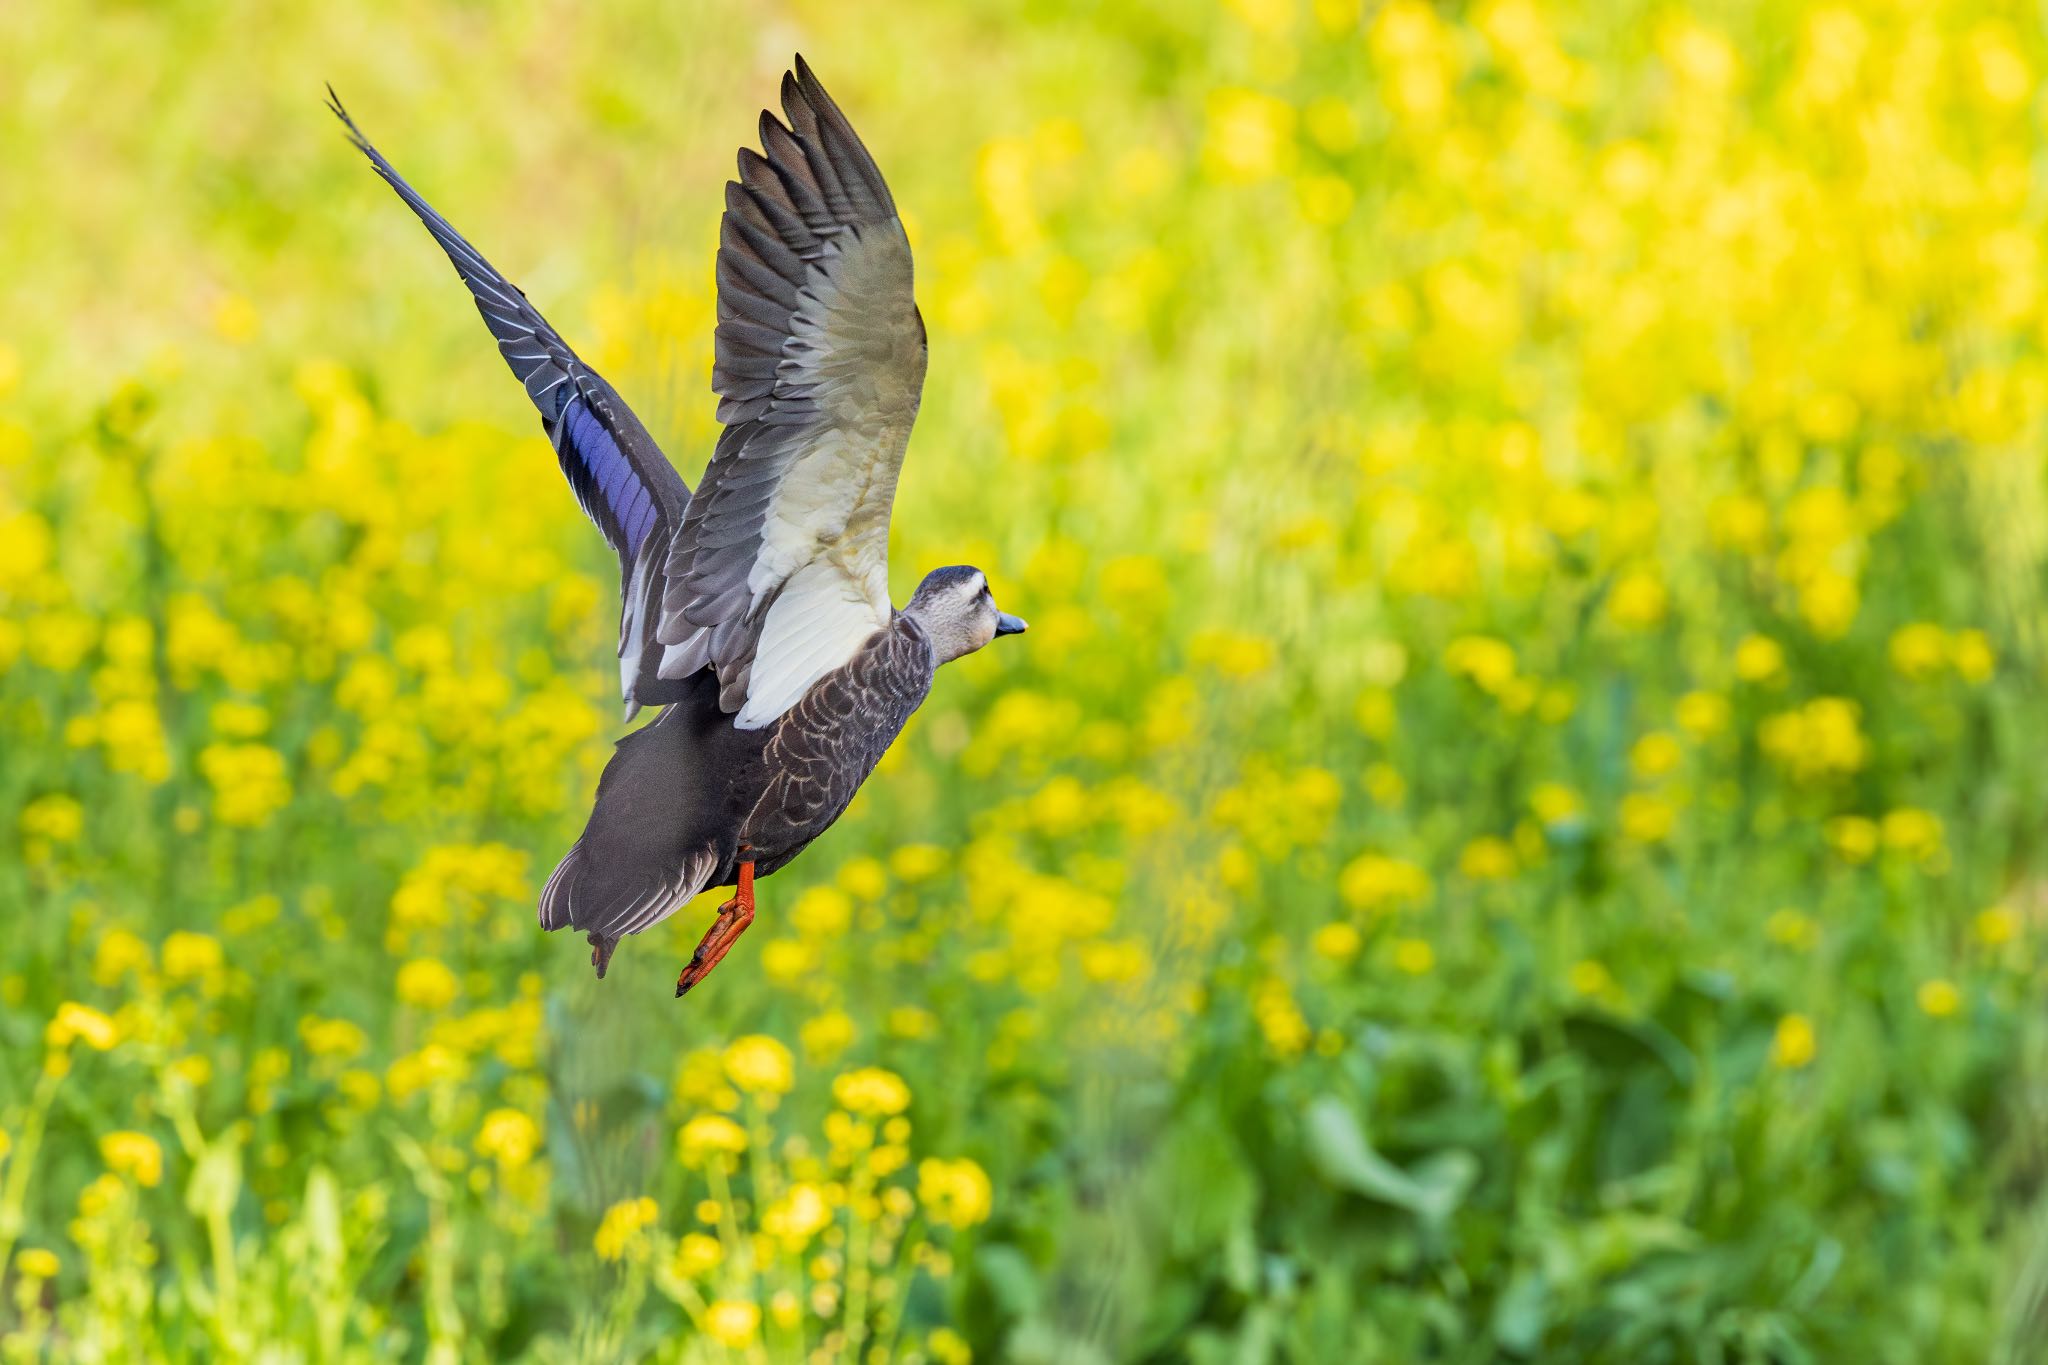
[329,89,694,716]
[655,58,926,730]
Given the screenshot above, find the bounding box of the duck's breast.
[741,616,936,874]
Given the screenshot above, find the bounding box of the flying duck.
[330,59,1025,995]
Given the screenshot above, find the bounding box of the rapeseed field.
[3,0,2047,1359]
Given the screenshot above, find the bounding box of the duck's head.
[905,565,1027,664]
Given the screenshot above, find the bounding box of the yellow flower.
[763,1182,834,1247]
[723,1034,794,1095]
[918,1157,994,1229]
[1888,623,1949,680]
[1733,635,1785,683]
[1952,629,1995,683]
[1254,978,1310,1056]
[1311,922,1361,962]
[1565,960,1610,997]
[593,1196,659,1261]
[1458,836,1517,880]
[1205,88,1296,182]
[1824,815,1879,863]
[197,741,291,827]
[298,1015,368,1059]
[1675,692,1730,739]
[162,931,223,983]
[1916,979,1961,1019]
[1880,808,1944,862]
[1444,636,1518,694]
[0,1129,10,1164]
[838,856,888,900]
[832,1067,912,1117]
[93,929,152,987]
[1392,938,1435,974]
[100,1130,163,1187]
[1629,732,1683,780]
[801,1010,858,1063]
[395,957,459,1010]
[1975,905,2020,947]
[48,1001,118,1051]
[678,1114,748,1165]
[19,793,83,844]
[891,843,948,882]
[1759,698,1867,782]
[1530,782,1582,825]
[705,1299,761,1348]
[474,1109,541,1169]
[673,1231,723,1279]
[1338,853,1432,913]
[16,1248,58,1280]
[1771,1013,1816,1069]
[1607,569,1668,629]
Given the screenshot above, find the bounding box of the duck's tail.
[538,692,739,979]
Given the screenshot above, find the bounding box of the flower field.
[4,0,2048,1359]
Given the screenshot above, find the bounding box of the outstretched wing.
[655,57,927,730]
[329,89,693,717]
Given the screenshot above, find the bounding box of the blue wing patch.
[554,393,661,559]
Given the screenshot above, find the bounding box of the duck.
[330,58,1026,996]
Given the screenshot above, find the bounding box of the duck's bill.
[995,612,1028,636]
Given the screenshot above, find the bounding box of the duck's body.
[333,61,1024,994]
[544,612,936,978]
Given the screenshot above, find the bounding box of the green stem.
[0,1058,66,1282]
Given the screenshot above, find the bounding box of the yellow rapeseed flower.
[93,929,152,987]
[1733,635,1785,683]
[100,1130,163,1187]
[593,1196,658,1262]
[673,1231,723,1279]
[1759,698,1867,782]
[918,1157,994,1229]
[395,957,459,1010]
[1676,692,1730,739]
[1459,836,1518,880]
[1975,905,2020,947]
[1916,979,1961,1019]
[19,793,83,844]
[678,1114,748,1165]
[832,1067,911,1117]
[1392,938,1435,974]
[1629,732,1683,780]
[1567,959,1613,997]
[723,1034,795,1095]
[1311,922,1361,962]
[1888,623,1949,680]
[474,1108,541,1169]
[48,1001,118,1051]
[1771,1014,1816,1069]
[1338,853,1432,913]
[705,1299,761,1348]
[763,1181,834,1247]
[16,1248,58,1280]
[162,930,223,983]
[801,1010,858,1063]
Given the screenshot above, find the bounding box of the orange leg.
[676,857,755,998]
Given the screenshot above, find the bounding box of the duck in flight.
[330,58,1026,996]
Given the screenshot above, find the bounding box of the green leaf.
[1303,1096,1474,1223]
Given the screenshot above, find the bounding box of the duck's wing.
[654,57,928,731]
[329,90,692,718]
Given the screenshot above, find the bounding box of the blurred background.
[3,0,2047,1359]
